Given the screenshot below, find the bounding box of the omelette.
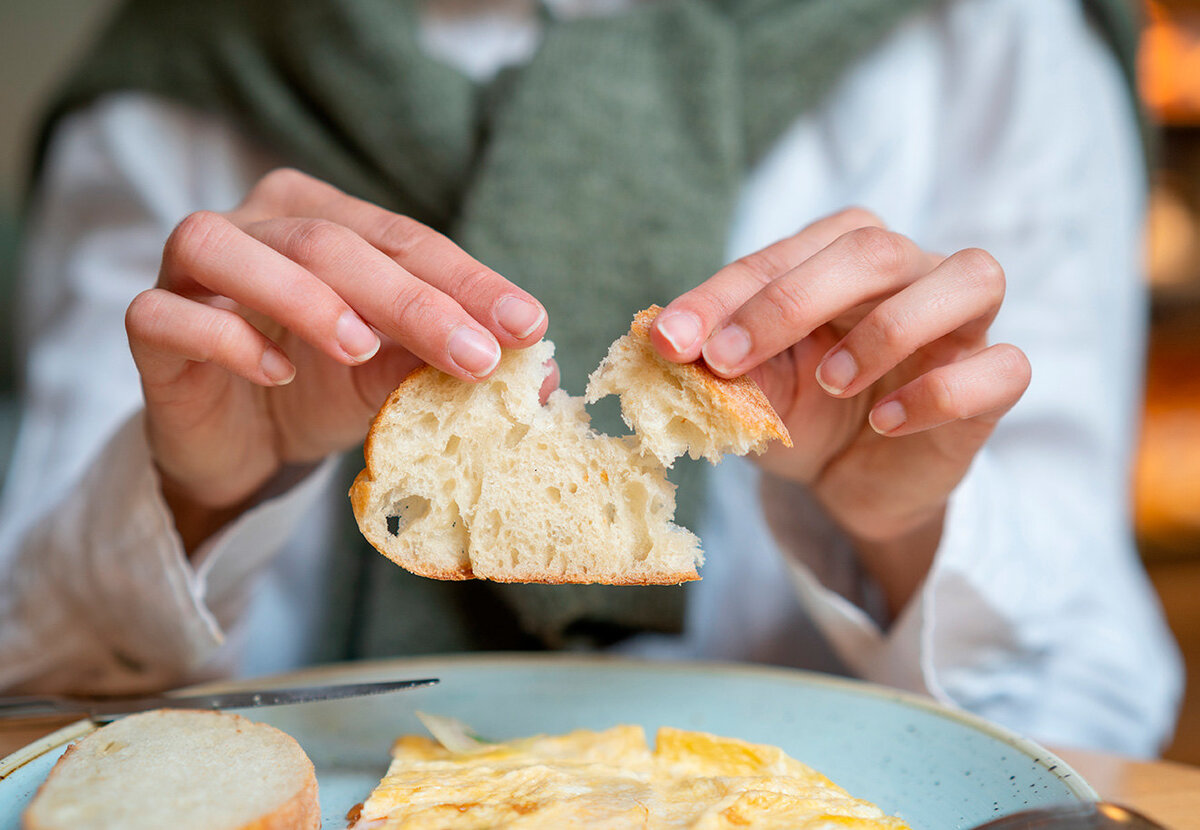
[348,718,911,829]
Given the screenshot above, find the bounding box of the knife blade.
[0,678,439,721]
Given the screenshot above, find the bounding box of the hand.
[650,208,1031,611]
[125,169,548,549]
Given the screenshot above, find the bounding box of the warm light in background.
[1141,1,1200,124]
[1135,1,1200,567]
[1141,1,1200,290]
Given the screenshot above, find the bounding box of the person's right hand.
[125,168,548,549]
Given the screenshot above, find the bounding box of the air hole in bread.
[632,539,651,562]
[506,424,531,448]
[386,495,430,536]
[664,416,709,455]
[547,486,562,503]
[444,435,461,454]
[624,481,648,514]
[603,503,616,524]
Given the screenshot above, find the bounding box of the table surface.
[2,720,1199,829]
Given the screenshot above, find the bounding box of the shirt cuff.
[24,411,337,688]
[773,459,1000,703]
[189,454,339,631]
[783,541,934,699]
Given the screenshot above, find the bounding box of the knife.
[0,678,439,722]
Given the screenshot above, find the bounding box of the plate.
[0,654,1094,829]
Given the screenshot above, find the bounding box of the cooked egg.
[352,723,910,829]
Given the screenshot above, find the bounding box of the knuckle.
[832,206,885,231]
[926,371,967,420]
[253,167,310,201]
[844,226,912,276]
[165,211,227,263]
[374,213,433,260]
[867,304,915,353]
[733,249,786,286]
[388,283,442,335]
[201,311,246,363]
[444,260,499,301]
[760,276,812,323]
[285,218,350,263]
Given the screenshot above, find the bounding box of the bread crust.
[629,306,792,449]
[239,772,320,830]
[350,468,475,581]
[478,568,698,586]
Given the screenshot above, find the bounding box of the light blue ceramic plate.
[0,654,1094,829]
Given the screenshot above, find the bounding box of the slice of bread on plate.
[22,709,319,830]
[350,305,790,585]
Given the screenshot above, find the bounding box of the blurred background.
[1,0,1199,761]
[1135,0,1200,766]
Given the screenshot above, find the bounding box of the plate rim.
[0,653,1099,803]
[0,718,95,781]
[188,652,1099,801]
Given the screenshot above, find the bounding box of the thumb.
[353,345,426,414]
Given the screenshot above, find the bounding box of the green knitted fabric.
[39,0,1141,654]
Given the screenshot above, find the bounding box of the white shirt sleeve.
[0,95,337,694]
[744,0,1182,756]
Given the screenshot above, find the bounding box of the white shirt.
[0,0,1183,756]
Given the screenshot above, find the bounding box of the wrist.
[156,470,254,556]
[842,508,944,618]
[155,459,324,556]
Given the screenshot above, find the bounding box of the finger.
[345,210,547,346]
[244,216,502,380]
[652,207,886,361]
[234,168,547,345]
[699,226,929,377]
[351,345,429,415]
[161,211,381,367]
[539,358,560,405]
[815,248,1006,397]
[867,343,1032,437]
[126,288,295,387]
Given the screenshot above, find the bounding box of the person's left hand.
[650,208,1031,612]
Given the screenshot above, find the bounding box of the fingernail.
[336,310,381,363]
[495,296,545,339]
[655,310,702,354]
[449,326,501,377]
[870,400,907,434]
[261,348,296,385]
[702,324,751,374]
[816,349,858,395]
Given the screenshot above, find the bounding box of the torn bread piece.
[586,305,792,466]
[350,306,791,584]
